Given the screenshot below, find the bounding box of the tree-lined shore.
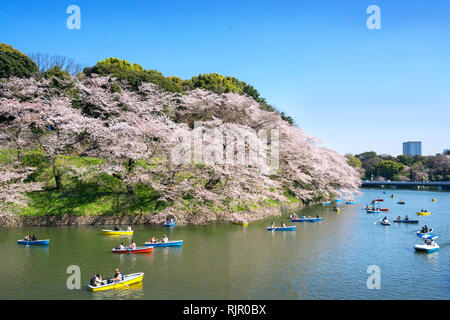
[0,44,360,222]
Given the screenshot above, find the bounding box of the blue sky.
[1,0,449,156]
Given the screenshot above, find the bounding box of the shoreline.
[0,201,306,227]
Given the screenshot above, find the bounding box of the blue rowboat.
[17,239,50,246]
[267,226,296,231]
[393,219,419,224]
[144,240,183,247]
[291,218,322,222]
[163,221,176,227]
[380,220,391,226]
[346,201,357,205]
[417,230,434,238]
[367,210,381,214]
[334,199,342,202]
[321,201,331,206]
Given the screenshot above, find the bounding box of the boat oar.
[125,246,133,255]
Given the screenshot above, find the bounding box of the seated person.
[162,235,169,243]
[31,234,37,241]
[90,274,103,287]
[24,234,30,241]
[111,269,124,282]
[119,242,125,250]
[150,236,156,243]
[127,226,132,231]
[129,240,136,250]
[113,225,120,231]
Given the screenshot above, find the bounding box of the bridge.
[361,181,450,191]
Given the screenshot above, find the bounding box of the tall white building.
[403,141,422,156]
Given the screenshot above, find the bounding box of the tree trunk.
[53,164,63,191]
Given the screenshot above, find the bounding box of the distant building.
[403,141,422,156]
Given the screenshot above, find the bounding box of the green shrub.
[0,43,38,78]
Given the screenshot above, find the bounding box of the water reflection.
[91,282,144,300]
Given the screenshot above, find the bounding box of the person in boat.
[111,268,124,282]
[127,226,132,231]
[282,223,287,227]
[31,234,37,241]
[404,215,409,221]
[271,222,276,228]
[90,274,103,287]
[396,216,401,221]
[316,215,320,218]
[113,225,121,231]
[24,234,30,241]
[129,240,136,250]
[118,242,125,250]
[150,236,156,243]
[162,235,169,243]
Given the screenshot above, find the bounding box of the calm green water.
[1,189,449,300]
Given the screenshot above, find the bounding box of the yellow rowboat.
[102,229,133,236]
[87,272,144,292]
[432,198,437,202]
[333,208,341,213]
[232,221,248,226]
[417,212,431,216]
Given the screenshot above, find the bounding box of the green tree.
[345,154,362,168]
[0,43,38,78]
[396,155,413,166]
[371,160,405,181]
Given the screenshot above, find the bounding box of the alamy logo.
[366,265,381,289]
[66,5,81,30]
[170,121,279,174]
[366,5,381,30]
[66,265,81,289]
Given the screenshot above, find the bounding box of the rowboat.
[321,201,331,205]
[232,221,249,226]
[144,240,183,247]
[267,226,296,231]
[334,199,342,202]
[417,211,431,216]
[393,219,419,224]
[371,201,378,205]
[391,195,395,199]
[163,221,176,227]
[87,272,144,292]
[417,229,434,237]
[346,201,357,205]
[414,242,439,253]
[291,217,322,222]
[112,246,153,254]
[397,201,405,204]
[333,208,341,212]
[375,198,384,202]
[380,208,389,212]
[102,230,133,236]
[432,198,437,202]
[380,219,391,226]
[17,239,50,246]
[367,210,381,214]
